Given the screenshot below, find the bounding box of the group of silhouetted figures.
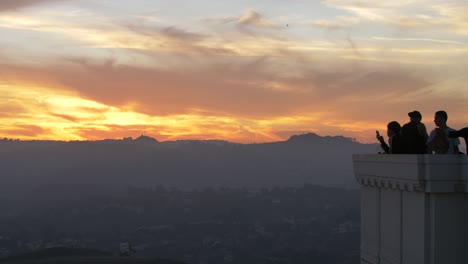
[376,110,468,154]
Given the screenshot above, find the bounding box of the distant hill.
[0,134,378,201]
[134,135,159,143]
[287,132,357,144]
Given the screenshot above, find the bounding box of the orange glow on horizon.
[0,81,384,144]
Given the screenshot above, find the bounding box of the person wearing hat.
[400,110,428,154]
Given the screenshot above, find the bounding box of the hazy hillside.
[0,133,377,199]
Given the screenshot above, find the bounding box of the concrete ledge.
[353,154,468,193]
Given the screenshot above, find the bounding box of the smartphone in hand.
[376,130,383,141]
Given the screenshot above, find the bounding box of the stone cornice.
[355,175,425,192]
[353,154,468,193]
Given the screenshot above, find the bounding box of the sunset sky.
[1,0,468,143]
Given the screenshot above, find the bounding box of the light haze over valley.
[0,133,376,200]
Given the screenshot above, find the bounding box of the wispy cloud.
[310,20,348,30]
[0,12,238,57]
[372,36,464,45]
[238,10,278,28]
[321,0,468,35]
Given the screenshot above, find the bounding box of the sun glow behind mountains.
[1,1,468,143]
[0,83,334,143]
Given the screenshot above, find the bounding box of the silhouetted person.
[400,111,428,154]
[376,121,404,154]
[427,110,460,154]
[448,127,468,154]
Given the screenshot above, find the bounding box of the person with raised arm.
[376,121,404,154]
[448,127,468,154]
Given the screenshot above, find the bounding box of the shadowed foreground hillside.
[0,185,360,264]
[0,247,185,264]
[2,258,180,264]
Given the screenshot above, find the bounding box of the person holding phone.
[376,121,404,154]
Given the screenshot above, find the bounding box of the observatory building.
[353,154,468,264]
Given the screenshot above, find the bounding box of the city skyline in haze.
[1,0,468,143]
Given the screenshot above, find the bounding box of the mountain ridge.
[1,132,367,146]
[0,132,378,200]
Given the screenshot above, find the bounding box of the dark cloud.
[0,103,27,118]
[307,69,428,100]
[235,10,283,37]
[238,10,267,27]
[49,113,82,123]
[202,9,278,28]
[160,26,206,41]
[3,124,50,137]
[201,9,283,38]
[346,37,364,58]
[0,0,63,11]
[125,24,207,42]
[120,24,236,56]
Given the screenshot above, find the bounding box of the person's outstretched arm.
[377,136,390,154]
